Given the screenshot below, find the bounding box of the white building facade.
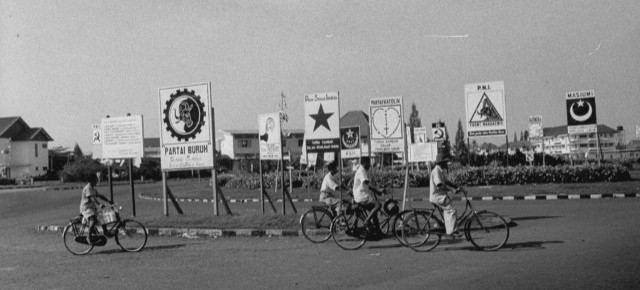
[0,117,54,180]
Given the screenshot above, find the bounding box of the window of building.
[35,144,38,157]
[42,143,48,149]
[43,167,48,171]
[298,139,303,146]
[239,140,251,148]
[35,166,39,171]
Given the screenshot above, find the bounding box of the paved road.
[1,187,640,289]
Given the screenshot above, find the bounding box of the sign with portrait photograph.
[258,113,282,160]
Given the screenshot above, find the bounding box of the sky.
[1,0,639,152]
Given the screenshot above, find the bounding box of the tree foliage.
[453,119,468,164]
[73,143,83,158]
[408,102,422,128]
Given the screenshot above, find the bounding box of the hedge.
[222,164,630,189]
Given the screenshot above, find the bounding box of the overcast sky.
[1,0,639,152]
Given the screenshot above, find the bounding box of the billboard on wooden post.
[465,81,507,137]
[158,83,213,171]
[304,92,340,153]
[101,115,144,159]
[369,96,405,153]
[258,113,282,160]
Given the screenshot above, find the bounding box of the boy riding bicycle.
[79,173,111,244]
[319,161,350,215]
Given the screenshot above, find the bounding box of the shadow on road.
[511,216,562,221]
[92,243,190,255]
[501,240,564,251]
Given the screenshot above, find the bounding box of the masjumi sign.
[158,83,213,171]
[566,90,597,134]
[465,81,507,137]
[304,92,340,152]
[369,96,405,152]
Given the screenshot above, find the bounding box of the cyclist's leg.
[432,195,457,235]
[363,202,383,234]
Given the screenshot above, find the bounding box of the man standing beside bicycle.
[352,158,385,240]
[430,153,463,237]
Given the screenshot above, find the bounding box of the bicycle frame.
[430,190,482,236]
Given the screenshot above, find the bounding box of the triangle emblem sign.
[470,93,503,123]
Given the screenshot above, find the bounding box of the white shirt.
[429,165,449,200]
[320,172,339,195]
[352,165,373,203]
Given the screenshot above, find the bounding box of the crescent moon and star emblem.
[342,128,359,149]
[569,99,593,123]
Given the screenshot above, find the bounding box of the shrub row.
[222,164,631,189]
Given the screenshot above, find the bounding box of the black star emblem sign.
[310,104,334,132]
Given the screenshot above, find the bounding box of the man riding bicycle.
[352,158,385,239]
[79,173,111,243]
[430,153,463,237]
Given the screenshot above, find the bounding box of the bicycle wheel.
[62,223,94,255]
[401,211,441,252]
[300,208,333,243]
[331,213,367,250]
[378,211,392,236]
[391,210,411,245]
[466,211,509,251]
[115,219,148,252]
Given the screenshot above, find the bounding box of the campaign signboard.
[92,124,102,145]
[340,126,361,159]
[408,127,427,143]
[406,127,437,162]
[369,96,405,152]
[566,90,597,135]
[158,83,213,171]
[431,122,446,141]
[304,92,340,152]
[465,81,507,137]
[528,115,543,140]
[101,115,144,159]
[258,113,282,160]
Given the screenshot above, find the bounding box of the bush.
[0,178,16,185]
[449,164,630,186]
[59,157,105,182]
[220,164,631,189]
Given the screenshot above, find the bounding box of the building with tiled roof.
[0,117,54,180]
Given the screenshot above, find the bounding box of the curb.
[36,224,301,238]
[139,192,640,204]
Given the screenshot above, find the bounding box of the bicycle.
[300,202,339,243]
[330,190,401,250]
[300,188,353,243]
[62,203,148,255]
[400,188,509,252]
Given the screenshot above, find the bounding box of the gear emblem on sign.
[163,89,206,142]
